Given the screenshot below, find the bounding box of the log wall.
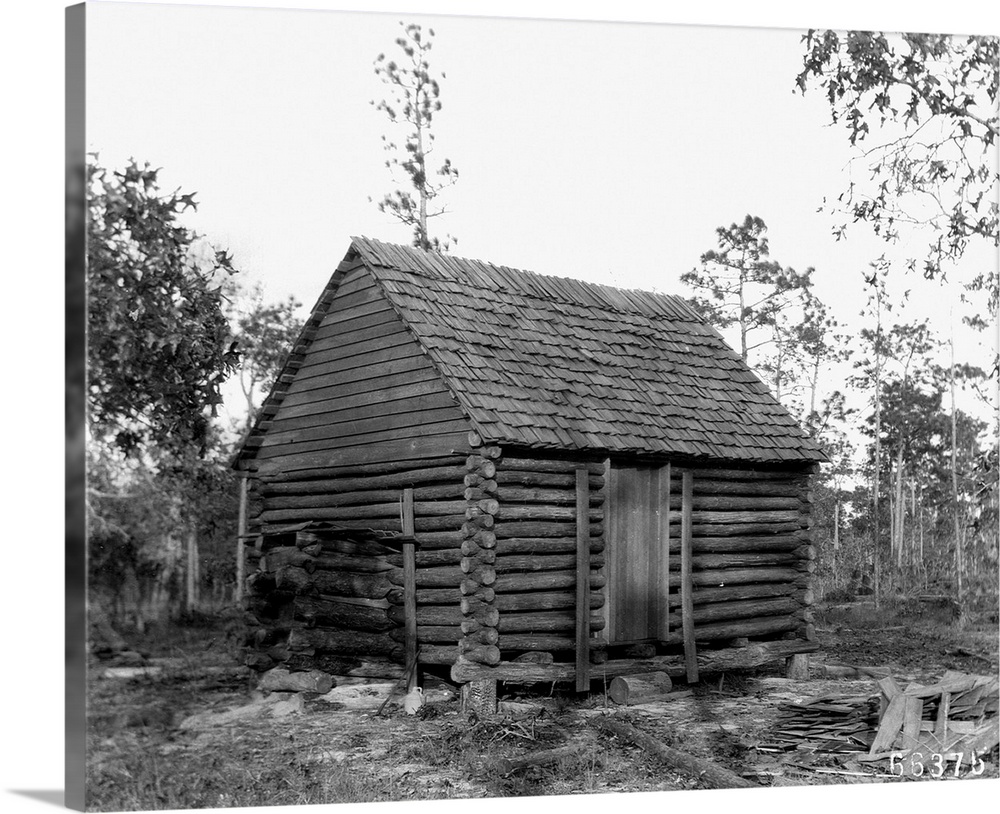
[242,454,474,674]
[623,462,816,648]
[453,439,608,679]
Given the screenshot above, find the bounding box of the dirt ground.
[85,605,999,810]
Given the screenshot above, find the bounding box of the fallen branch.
[592,717,755,789]
[495,737,593,775]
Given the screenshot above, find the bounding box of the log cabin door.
[604,462,671,644]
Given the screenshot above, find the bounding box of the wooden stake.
[575,466,591,692]
[401,488,418,692]
[681,471,698,683]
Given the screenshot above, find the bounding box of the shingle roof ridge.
[351,236,703,323]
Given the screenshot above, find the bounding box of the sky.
[81,0,998,435]
[1,3,999,814]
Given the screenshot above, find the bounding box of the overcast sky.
[84,0,998,431]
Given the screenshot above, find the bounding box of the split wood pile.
[866,671,999,761]
[667,467,816,647]
[757,671,999,762]
[758,695,880,754]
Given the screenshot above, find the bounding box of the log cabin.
[234,237,827,705]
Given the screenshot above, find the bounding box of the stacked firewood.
[666,467,815,646]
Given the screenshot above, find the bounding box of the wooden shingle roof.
[356,238,823,463]
[237,237,826,466]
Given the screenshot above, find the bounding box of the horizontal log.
[307,569,393,599]
[259,546,316,573]
[463,528,497,548]
[498,633,578,652]
[682,582,796,607]
[608,672,673,705]
[495,537,605,556]
[389,625,465,645]
[693,614,801,642]
[263,483,463,507]
[271,499,470,520]
[273,565,314,594]
[293,596,394,632]
[386,587,460,606]
[671,596,800,627]
[494,553,605,573]
[312,552,395,573]
[684,496,804,511]
[688,522,802,537]
[495,505,604,523]
[464,473,497,489]
[387,604,462,626]
[689,552,799,570]
[459,643,501,665]
[501,458,604,474]
[494,570,606,593]
[260,510,466,530]
[496,470,605,489]
[293,533,397,557]
[262,457,467,483]
[685,467,809,481]
[496,486,605,505]
[464,486,498,501]
[667,566,802,589]
[466,458,496,478]
[449,639,818,683]
[685,535,802,553]
[287,627,402,658]
[460,551,497,570]
[493,590,605,613]
[497,611,606,633]
[408,531,466,549]
[386,565,463,588]
[691,480,806,497]
[417,645,460,665]
[386,549,463,568]
[496,521,604,538]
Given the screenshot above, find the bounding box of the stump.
[785,653,810,679]
[608,671,673,705]
[461,678,497,716]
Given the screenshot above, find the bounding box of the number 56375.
[889,750,986,777]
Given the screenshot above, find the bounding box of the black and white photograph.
[10,1,1000,812]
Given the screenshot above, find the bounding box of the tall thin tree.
[372,22,458,251]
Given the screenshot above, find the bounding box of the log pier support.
[785,653,810,679]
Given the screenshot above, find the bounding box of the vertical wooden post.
[575,466,591,692]
[235,476,248,604]
[658,463,671,640]
[401,487,418,693]
[680,470,698,683]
